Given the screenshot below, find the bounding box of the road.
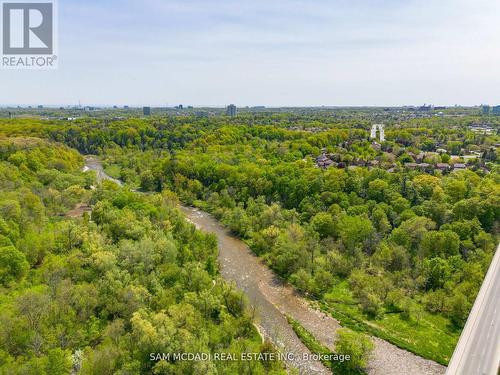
[446,244,500,375]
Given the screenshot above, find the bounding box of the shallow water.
[83,156,123,186]
[181,207,331,374]
[181,207,447,375]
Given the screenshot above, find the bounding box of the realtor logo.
[1,0,57,69]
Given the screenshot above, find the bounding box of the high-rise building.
[226,104,237,117]
[482,105,490,115]
[492,106,500,115]
[370,124,385,142]
[143,106,151,116]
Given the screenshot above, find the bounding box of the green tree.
[336,215,374,253]
[310,212,335,238]
[390,216,435,251]
[419,230,460,258]
[335,329,374,371]
[367,179,389,202]
[46,348,72,375]
[139,169,156,191]
[0,245,29,285]
[424,258,451,290]
[448,293,472,328]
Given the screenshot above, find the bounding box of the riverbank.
[181,206,446,375]
[181,206,331,374]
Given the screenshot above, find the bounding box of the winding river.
[84,156,446,375]
[180,207,445,375]
[181,206,331,374]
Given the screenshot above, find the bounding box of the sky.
[1,0,500,107]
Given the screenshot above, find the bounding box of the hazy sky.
[2,0,500,107]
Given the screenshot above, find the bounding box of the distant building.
[370,124,385,142]
[143,107,151,116]
[226,104,237,117]
[453,163,467,170]
[469,124,494,134]
[482,105,490,115]
[404,163,418,169]
[492,106,500,115]
[418,104,433,112]
[316,153,335,169]
[436,163,450,171]
[37,105,43,109]
[404,163,434,171]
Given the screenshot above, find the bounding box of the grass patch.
[322,280,458,365]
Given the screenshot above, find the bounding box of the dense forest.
[0,136,285,374]
[0,112,499,369]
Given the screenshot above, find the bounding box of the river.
[83,155,329,374]
[180,207,446,375]
[83,156,123,186]
[84,156,446,375]
[181,206,331,374]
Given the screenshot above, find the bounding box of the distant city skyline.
[1,0,500,106]
[0,103,497,109]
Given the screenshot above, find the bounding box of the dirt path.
[66,203,92,218]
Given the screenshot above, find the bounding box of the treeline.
[1,115,498,160]
[0,138,285,374]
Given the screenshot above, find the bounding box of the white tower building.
[370,124,385,142]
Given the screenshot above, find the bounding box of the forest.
[0,136,285,374]
[0,111,499,371]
